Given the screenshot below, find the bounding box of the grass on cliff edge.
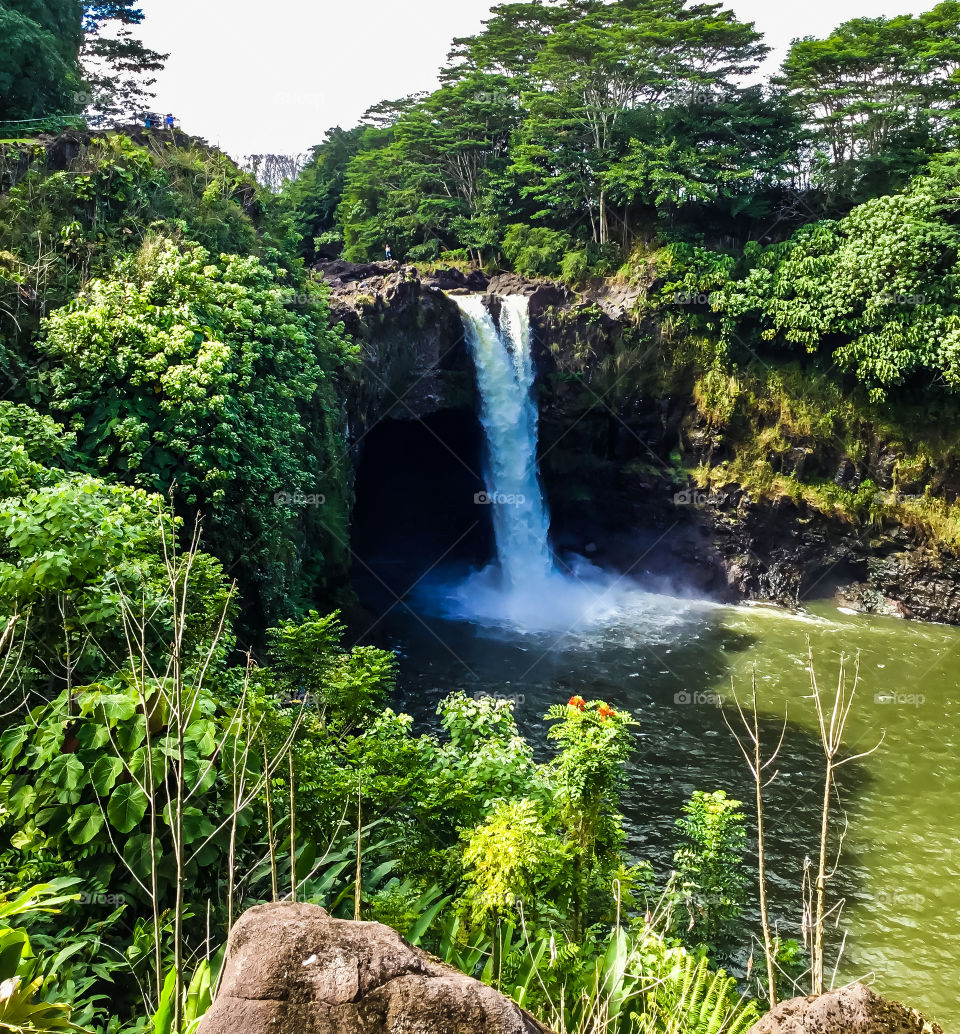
[687,360,960,551]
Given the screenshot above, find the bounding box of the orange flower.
[597,704,615,721]
[568,695,586,711]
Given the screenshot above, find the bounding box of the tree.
[708,161,960,399]
[80,1,167,125]
[805,648,881,996]
[0,0,83,123]
[39,236,356,621]
[671,790,747,954]
[544,696,639,937]
[513,0,769,244]
[281,126,366,260]
[334,74,521,263]
[0,1,165,127]
[396,73,522,262]
[782,3,960,199]
[442,0,576,84]
[605,87,804,229]
[725,672,788,1006]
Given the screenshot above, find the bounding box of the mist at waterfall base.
[430,548,712,639]
[424,293,707,638]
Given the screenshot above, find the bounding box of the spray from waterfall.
[413,292,709,633]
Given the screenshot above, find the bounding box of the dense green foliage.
[671,791,747,953]
[41,236,354,617]
[294,0,960,269]
[0,135,354,624]
[0,1,83,123]
[659,158,960,399]
[290,0,796,266]
[4,0,958,1031]
[282,0,960,416]
[780,3,960,199]
[0,1,164,126]
[281,126,365,261]
[0,415,230,691]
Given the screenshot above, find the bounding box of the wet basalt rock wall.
[320,261,480,443]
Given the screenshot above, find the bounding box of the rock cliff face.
[320,260,960,624]
[320,261,478,439]
[746,983,943,1034]
[196,902,554,1034]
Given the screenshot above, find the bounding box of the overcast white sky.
[137,0,934,159]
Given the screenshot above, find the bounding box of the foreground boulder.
[196,902,554,1034]
[747,983,943,1034]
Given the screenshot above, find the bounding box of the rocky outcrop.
[318,262,478,438]
[864,546,960,622]
[485,273,572,318]
[747,984,943,1034]
[196,902,553,1034]
[0,127,207,193]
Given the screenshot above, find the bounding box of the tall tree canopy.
[0,0,165,126]
[782,1,960,198]
[80,0,167,123]
[326,0,782,261]
[510,0,770,242]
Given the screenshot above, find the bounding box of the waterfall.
[443,292,680,633]
[452,294,554,590]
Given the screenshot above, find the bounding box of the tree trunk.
[813,761,832,995]
[755,723,777,1007]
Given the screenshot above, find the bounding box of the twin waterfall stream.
[450,294,553,590]
[444,292,662,631]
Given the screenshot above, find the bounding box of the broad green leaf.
[89,755,125,795]
[45,754,84,793]
[181,806,216,843]
[67,802,105,845]
[184,719,216,755]
[0,725,28,766]
[152,967,177,1034]
[107,782,149,833]
[123,832,159,880]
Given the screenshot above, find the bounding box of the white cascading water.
[434,292,710,634]
[441,294,615,630]
[451,294,554,589]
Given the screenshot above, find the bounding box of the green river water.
[375,585,960,1026]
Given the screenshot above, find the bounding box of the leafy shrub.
[0,882,84,1033]
[265,610,395,730]
[0,403,232,689]
[671,791,747,954]
[501,224,573,277]
[632,949,760,1034]
[561,249,590,283]
[678,164,960,400]
[40,235,356,618]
